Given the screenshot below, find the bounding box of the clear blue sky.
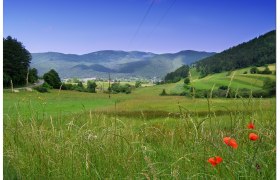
[4,0,276,54]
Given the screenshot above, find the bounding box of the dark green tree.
[160,89,167,96]
[3,36,32,87]
[250,67,258,74]
[87,80,97,93]
[28,68,39,83]
[184,77,190,84]
[43,69,61,89]
[263,78,276,96]
[77,81,84,88]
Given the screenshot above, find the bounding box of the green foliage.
[34,86,49,93]
[42,82,53,89]
[3,36,32,87]
[250,67,259,74]
[43,69,62,89]
[160,89,167,96]
[61,83,74,90]
[87,80,97,93]
[110,83,132,94]
[184,77,190,84]
[263,78,276,96]
[164,65,190,83]
[77,81,84,88]
[135,81,142,88]
[196,30,276,76]
[28,68,39,83]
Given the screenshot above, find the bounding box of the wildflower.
[223,137,238,149]
[208,156,223,166]
[247,122,255,129]
[249,133,258,141]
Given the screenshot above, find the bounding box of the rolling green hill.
[190,64,275,91]
[139,64,275,97]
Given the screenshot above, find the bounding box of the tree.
[87,80,97,93]
[184,77,190,84]
[43,69,61,89]
[3,36,32,87]
[250,67,258,74]
[135,81,142,88]
[160,89,167,96]
[110,83,131,94]
[263,78,276,96]
[28,68,39,83]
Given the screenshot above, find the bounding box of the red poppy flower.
[223,137,238,149]
[208,156,223,166]
[247,122,255,129]
[249,133,258,141]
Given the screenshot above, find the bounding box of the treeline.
[196,30,276,77]
[35,69,98,93]
[164,65,190,83]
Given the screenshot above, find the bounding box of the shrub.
[110,83,132,94]
[42,82,53,89]
[263,78,276,96]
[250,67,259,74]
[61,83,74,90]
[34,86,49,93]
[218,85,228,90]
[87,80,97,93]
[160,89,167,96]
[184,77,190,84]
[135,81,142,88]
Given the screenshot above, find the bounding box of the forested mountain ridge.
[31,50,215,79]
[195,30,276,77]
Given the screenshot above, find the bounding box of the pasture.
[3,83,276,179]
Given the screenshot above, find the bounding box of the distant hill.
[31,50,215,79]
[195,30,276,77]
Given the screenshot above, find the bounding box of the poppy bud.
[247,122,255,129]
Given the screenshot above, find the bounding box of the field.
[3,65,276,179]
[189,64,276,91]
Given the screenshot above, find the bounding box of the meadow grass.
[3,89,276,179]
[3,90,117,117]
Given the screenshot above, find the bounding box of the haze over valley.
[31,50,215,79]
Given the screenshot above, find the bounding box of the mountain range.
[31,50,215,79]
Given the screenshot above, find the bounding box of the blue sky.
[4,0,276,54]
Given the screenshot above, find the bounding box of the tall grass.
[4,95,276,179]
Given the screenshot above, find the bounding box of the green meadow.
[3,65,276,179]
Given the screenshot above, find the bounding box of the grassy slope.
[189,64,275,91]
